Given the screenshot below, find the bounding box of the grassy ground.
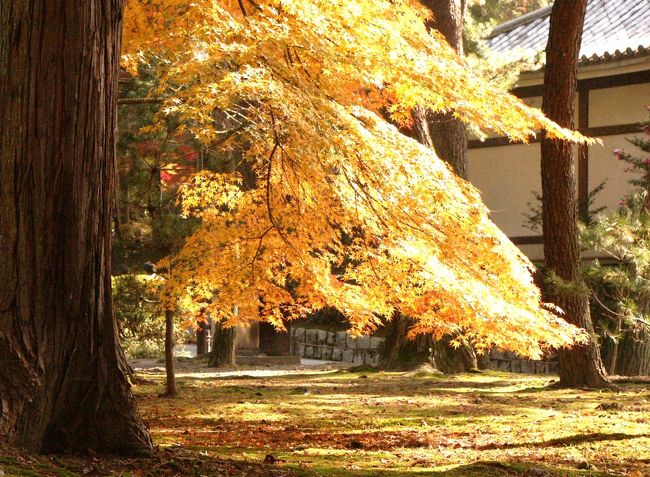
[1,363,648,476]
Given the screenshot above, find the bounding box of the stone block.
[342,349,354,362]
[356,335,371,350]
[306,329,319,344]
[346,334,358,349]
[304,346,314,358]
[293,327,305,340]
[331,348,343,361]
[369,337,384,349]
[317,330,328,344]
[326,331,336,345]
[366,350,379,366]
[296,343,305,357]
[322,347,333,360]
[313,346,322,359]
[335,331,347,346]
[353,350,366,364]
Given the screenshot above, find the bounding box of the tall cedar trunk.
[209,322,237,367]
[0,1,152,453]
[541,0,610,388]
[164,309,177,396]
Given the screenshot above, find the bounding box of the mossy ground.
[139,365,650,476]
[1,365,648,476]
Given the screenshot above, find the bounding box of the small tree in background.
[583,114,650,376]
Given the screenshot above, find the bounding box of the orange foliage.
[122,0,589,358]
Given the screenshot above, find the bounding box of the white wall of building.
[467,68,650,262]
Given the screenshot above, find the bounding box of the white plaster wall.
[589,83,650,127]
[468,143,543,237]
[517,243,544,262]
[589,134,646,214]
[468,65,649,263]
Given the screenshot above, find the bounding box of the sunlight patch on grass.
[133,365,650,476]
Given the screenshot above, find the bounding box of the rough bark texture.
[613,327,650,376]
[600,299,650,376]
[431,338,477,373]
[164,309,177,396]
[378,312,477,372]
[378,314,433,370]
[209,323,237,367]
[0,1,152,453]
[541,0,610,388]
[385,0,475,373]
[420,0,469,179]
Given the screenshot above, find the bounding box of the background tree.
[522,114,650,377]
[583,118,650,376]
[0,0,151,453]
[540,0,610,388]
[423,0,479,372]
[209,322,237,367]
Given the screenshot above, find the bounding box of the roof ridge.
[488,5,553,39]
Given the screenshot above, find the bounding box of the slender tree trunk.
[606,317,623,375]
[541,0,610,388]
[0,1,152,453]
[164,309,177,396]
[196,320,208,355]
[613,297,650,376]
[209,322,237,367]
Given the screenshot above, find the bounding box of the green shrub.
[112,274,186,359]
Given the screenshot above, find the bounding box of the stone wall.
[291,326,558,373]
[290,327,384,366]
[487,349,558,374]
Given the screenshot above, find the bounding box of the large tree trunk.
[0,1,152,453]
[378,314,433,370]
[388,0,476,373]
[378,313,477,372]
[209,322,237,367]
[541,0,610,388]
[420,0,469,178]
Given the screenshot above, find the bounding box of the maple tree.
[122,0,591,360]
[413,0,478,373]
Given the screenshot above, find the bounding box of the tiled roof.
[487,0,650,65]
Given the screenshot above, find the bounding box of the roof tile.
[488,0,650,65]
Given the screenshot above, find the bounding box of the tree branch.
[118,97,164,105]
